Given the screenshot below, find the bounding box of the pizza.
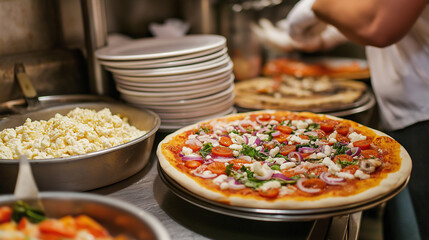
[234,76,367,111]
[263,58,370,79]
[156,111,411,209]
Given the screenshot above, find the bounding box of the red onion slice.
[193,171,217,179]
[296,178,322,193]
[304,131,318,137]
[346,147,361,157]
[181,155,204,162]
[271,131,281,137]
[254,167,274,180]
[212,155,235,162]
[319,172,346,185]
[288,151,303,164]
[227,177,245,190]
[299,147,317,154]
[243,135,249,145]
[271,173,295,182]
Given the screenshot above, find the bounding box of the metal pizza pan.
[158,163,408,222]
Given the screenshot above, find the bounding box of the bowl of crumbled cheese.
[0,101,160,192]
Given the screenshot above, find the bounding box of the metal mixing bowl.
[0,192,170,240]
[0,101,160,192]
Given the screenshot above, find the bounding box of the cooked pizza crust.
[234,77,367,111]
[156,111,412,209]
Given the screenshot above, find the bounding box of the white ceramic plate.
[113,61,233,82]
[95,34,226,61]
[116,75,233,93]
[160,106,236,124]
[99,47,228,69]
[129,93,234,113]
[106,57,231,77]
[116,76,233,100]
[158,107,237,132]
[120,84,234,106]
[114,71,232,88]
[156,102,234,120]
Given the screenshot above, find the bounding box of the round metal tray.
[158,163,408,222]
[234,89,375,116]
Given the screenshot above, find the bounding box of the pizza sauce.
[160,111,403,204]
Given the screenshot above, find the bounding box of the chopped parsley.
[198,143,213,158]
[332,142,350,156]
[241,144,268,161]
[307,123,320,131]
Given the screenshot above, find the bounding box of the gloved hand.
[278,0,348,52]
[250,18,295,52]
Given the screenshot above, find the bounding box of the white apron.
[366,6,429,131]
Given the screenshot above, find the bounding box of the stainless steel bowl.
[0,101,160,192]
[0,192,170,240]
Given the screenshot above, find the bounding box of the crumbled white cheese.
[322,157,341,173]
[258,180,281,191]
[229,144,243,151]
[348,132,367,143]
[213,174,228,185]
[280,162,296,170]
[287,135,310,145]
[251,162,273,178]
[182,147,193,155]
[0,108,146,159]
[336,172,355,179]
[269,146,280,157]
[355,170,370,179]
[279,186,296,196]
[291,120,308,129]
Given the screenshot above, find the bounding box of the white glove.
[279,0,348,52]
[251,18,295,52]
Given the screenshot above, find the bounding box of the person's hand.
[279,0,347,52]
[250,18,295,52]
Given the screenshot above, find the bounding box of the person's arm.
[312,0,428,47]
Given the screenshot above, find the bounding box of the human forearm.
[312,0,427,47]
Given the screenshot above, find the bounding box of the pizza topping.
[176,113,389,198]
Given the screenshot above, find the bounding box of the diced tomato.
[274,132,289,143]
[336,134,350,144]
[320,120,336,133]
[229,159,251,170]
[257,114,272,121]
[279,145,296,156]
[335,124,350,135]
[17,217,29,230]
[333,154,354,163]
[314,129,327,138]
[258,188,279,198]
[264,142,276,151]
[75,215,109,238]
[307,166,328,176]
[207,162,227,175]
[0,206,12,223]
[299,178,327,191]
[353,139,372,150]
[39,219,77,238]
[185,160,202,169]
[184,142,202,152]
[211,146,234,157]
[219,136,233,147]
[361,149,380,158]
[341,165,360,174]
[280,169,297,178]
[276,125,293,134]
[299,135,310,140]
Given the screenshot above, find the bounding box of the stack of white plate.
[95,35,235,131]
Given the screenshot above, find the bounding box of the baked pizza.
[263,58,370,79]
[234,76,367,111]
[156,111,411,209]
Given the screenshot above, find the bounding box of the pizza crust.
[156,111,412,209]
[234,77,367,111]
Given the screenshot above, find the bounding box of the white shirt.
[366,6,429,131]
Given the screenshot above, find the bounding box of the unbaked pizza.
[157,111,411,209]
[234,76,367,111]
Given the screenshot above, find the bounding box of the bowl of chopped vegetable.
[0,192,170,240]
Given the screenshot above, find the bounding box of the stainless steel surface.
[81,0,110,95]
[0,192,170,240]
[327,215,349,240]
[0,100,160,192]
[348,212,363,240]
